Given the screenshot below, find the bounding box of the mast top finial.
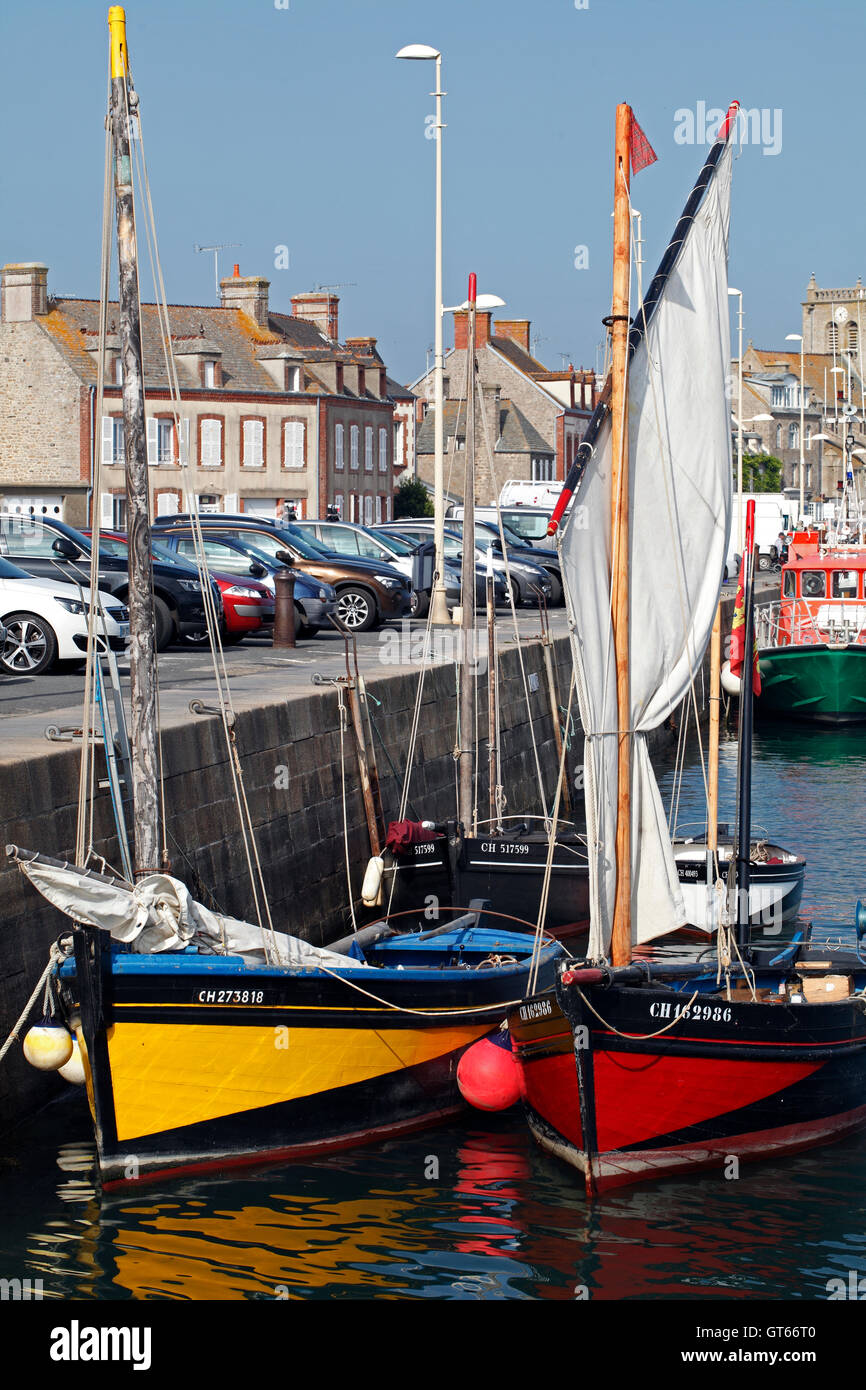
[108,7,128,80]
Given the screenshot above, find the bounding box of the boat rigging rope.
[127,77,280,962]
[528,672,576,996]
[336,681,359,933]
[0,944,66,1067]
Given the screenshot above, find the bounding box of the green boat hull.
[756,643,866,724]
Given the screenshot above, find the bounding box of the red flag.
[631,114,658,175]
[729,501,762,696]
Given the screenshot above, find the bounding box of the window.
[375,495,382,523]
[283,420,305,469]
[365,426,374,471]
[783,570,796,598]
[772,385,801,409]
[827,323,839,352]
[102,415,125,465]
[364,494,373,525]
[319,523,359,555]
[848,323,859,354]
[242,419,265,467]
[788,423,799,449]
[350,425,359,471]
[199,418,223,468]
[378,427,388,472]
[775,424,782,449]
[385,494,392,522]
[146,417,175,465]
[287,366,301,392]
[203,361,216,389]
[832,570,859,598]
[806,425,812,450]
[801,570,826,598]
[531,457,555,481]
[335,423,345,471]
[807,465,812,488]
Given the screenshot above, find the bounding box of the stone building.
[410,312,595,504]
[0,263,412,528]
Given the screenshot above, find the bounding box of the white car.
[0,557,129,676]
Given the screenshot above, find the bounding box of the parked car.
[0,554,128,676]
[375,521,553,606]
[438,516,564,605]
[155,532,336,637]
[447,502,559,548]
[153,515,412,632]
[0,514,221,651]
[291,520,463,618]
[83,531,276,645]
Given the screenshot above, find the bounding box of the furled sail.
[562,136,733,954]
[18,859,371,969]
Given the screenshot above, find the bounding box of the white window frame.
[385,495,392,522]
[350,425,359,471]
[378,427,388,472]
[242,419,265,468]
[283,420,305,470]
[335,422,345,471]
[363,494,373,525]
[365,426,374,472]
[203,360,216,389]
[375,495,382,523]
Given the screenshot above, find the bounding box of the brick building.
[410,312,595,504]
[0,263,413,528]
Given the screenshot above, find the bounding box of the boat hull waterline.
[756,644,866,725]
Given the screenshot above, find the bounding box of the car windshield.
[501,511,551,542]
[366,529,415,556]
[233,525,326,562]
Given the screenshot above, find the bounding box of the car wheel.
[410,589,430,619]
[335,587,377,632]
[1,612,59,676]
[757,553,771,572]
[509,577,522,605]
[545,572,564,606]
[154,596,174,650]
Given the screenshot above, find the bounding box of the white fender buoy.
[58,1038,86,1086]
[361,855,384,907]
[720,660,741,697]
[23,1019,73,1072]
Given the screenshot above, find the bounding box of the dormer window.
[287,365,301,392]
[203,360,216,389]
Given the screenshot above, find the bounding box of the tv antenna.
[558,352,573,370]
[194,243,242,299]
[312,282,357,294]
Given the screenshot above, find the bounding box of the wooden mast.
[610,104,633,967]
[108,7,161,876]
[458,274,477,832]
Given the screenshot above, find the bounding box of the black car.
[0,514,221,650]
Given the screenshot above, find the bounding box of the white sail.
[19,860,371,969]
[562,139,733,954]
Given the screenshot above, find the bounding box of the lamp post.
[785,333,805,523]
[396,43,450,624]
[728,288,744,550]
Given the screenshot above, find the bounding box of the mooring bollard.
[273,568,297,648]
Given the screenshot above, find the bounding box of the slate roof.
[416,398,553,456]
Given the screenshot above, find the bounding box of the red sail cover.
[729,503,762,695]
[385,821,438,854]
[631,114,658,174]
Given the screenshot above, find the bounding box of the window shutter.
[364,494,373,525]
[365,427,373,471]
[224,493,239,513]
[375,495,382,523]
[335,423,344,470]
[379,428,388,471]
[178,417,190,467]
[156,492,179,517]
[146,417,158,465]
[101,416,114,466]
[284,421,304,468]
[100,492,114,526]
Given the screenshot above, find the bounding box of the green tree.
[740,452,783,493]
[394,476,434,518]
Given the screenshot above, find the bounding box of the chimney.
[453,310,492,351]
[219,266,270,327]
[2,263,49,322]
[291,291,340,342]
[493,319,531,353]
[345,335,378,358]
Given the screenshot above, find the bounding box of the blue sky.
[1,0,863,382]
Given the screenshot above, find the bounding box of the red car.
[83,531,274,645]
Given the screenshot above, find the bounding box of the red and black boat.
[462,102,866,1197]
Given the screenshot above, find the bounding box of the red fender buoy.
[457,1033,521,1111]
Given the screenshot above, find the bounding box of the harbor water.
[2,718,865,1302]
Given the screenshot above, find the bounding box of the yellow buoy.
[58,1038,86,1086]
[22,1020,73,1072]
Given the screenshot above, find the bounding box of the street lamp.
[728,288,744,549]
[786,333,806,523]
[396,43,450,625]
